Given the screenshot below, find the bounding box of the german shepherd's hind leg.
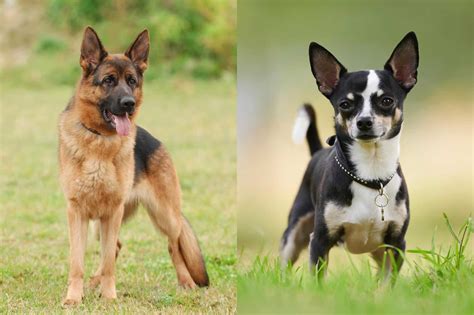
[140,147,209,288]
[280,181,314,268]
[143,186,210,288]
[89,201,138,289]
[63,206,89,307]
[167,222,197,289]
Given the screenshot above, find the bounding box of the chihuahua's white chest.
[324,174,408,254]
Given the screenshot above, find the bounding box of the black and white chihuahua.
[280,32,419,280]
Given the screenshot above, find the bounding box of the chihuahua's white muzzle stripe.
[359,70,380,117]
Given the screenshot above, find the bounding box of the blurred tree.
[44,0,236,79]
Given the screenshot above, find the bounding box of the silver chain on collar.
[334,155,396,186]
[334,154,396,221]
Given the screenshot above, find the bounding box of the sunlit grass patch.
[238,215,473,314]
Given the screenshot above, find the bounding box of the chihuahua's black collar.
[326,135,396,189]
[81,123,101,136]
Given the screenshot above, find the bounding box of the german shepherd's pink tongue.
[112,113,131,136]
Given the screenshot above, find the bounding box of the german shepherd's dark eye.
[380,97,394,108]
[339,101,353,111]
[102,76,115,86]
[127,77,137,86]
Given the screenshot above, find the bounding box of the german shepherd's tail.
[179,216,210,287]
[291,103,322,155]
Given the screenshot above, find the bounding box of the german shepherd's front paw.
[178,277,197,289]
[62,291,82,308]
[100,292,117,301]
[61,297,82,307]
[100,276,117,300]
[89,275,101,289]
[62,279,83,307]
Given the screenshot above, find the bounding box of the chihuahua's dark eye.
[128,77,137,86]
[339,101,352,111]
[380,97,394,107]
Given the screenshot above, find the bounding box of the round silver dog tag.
[375,193,389,208]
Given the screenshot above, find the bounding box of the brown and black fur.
[59,27,209,306]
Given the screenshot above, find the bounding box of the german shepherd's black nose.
[356,117,373,131]
[120,96,135,111]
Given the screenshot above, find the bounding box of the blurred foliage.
[47,0,110,29]
[46,0,235,77]
[2,0,235,86]
[35,34,67,53]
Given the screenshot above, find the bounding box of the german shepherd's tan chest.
[59,117,135,219]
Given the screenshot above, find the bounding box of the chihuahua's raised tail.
[292,103,322,155]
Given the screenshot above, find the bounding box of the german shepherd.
[59,27,209,306]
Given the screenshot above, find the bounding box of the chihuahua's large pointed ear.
[125,29,150,73]
[80,26,108,75]
[384,32,419,91]
[309,42,347,97]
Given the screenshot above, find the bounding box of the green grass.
[238,216,473,314]
[0,78,236,313]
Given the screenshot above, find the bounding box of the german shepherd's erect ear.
[125,30,150,73]
[80,26,108,75]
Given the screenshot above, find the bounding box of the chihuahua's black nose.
[356,117,373,131]
[120,96,135,111]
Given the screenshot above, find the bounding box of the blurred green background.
[1,0,235,86]
[237,0,473,264]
